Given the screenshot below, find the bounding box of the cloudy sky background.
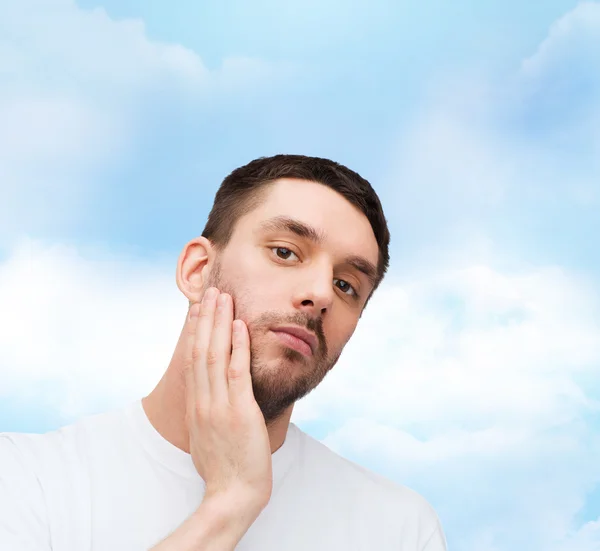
[1,0,600,549]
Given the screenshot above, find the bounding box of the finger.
[183,302,200,419]
[194,287,220,407]
[228,319,253,407]
[207,292,233,403]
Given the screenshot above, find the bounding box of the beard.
[205,259,342,426]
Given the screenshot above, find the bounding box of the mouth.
[270,326,317,357]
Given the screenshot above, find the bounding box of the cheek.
[327,321,356,351]
[223,249,272,293]
[225,280,269,328]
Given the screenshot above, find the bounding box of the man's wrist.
[192,491,265,550]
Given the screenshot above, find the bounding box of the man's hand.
[152,288,272,550]
[185,287,273,509]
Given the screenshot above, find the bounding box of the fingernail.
[189,303,200,320]
[217,294,228,307]
[233,320,244,343]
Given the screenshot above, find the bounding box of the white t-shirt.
[0,400,447,551]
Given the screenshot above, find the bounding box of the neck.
[142,349,293,456]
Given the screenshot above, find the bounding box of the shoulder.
[292,424,445,544]
[295,425,430,502]
[0,403,129,478]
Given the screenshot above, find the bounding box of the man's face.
[204,178,380,425]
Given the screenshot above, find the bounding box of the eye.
[334,278,358,298]
[271,247,299,261]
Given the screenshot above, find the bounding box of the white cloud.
[0,237,184,418]
[382,2,600,276]
[0,0,210,241]
[0,0,290,246]
[557,518,600,551]
[521,1,600,80]
[0,0,209,91]
[518,1,600,172]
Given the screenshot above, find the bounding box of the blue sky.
[1,1,599,550]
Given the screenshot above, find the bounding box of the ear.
[176,236,217,304]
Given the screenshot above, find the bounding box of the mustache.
[249,310,327,355]
[252,310,323,335]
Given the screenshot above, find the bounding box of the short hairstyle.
[202,154,391,298]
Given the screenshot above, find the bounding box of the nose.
[292,267,335,316]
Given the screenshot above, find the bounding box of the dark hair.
[202,154,391,297]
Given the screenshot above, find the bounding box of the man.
[0,155,447,550]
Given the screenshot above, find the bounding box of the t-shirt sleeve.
[0,434,52,550]
[422,525,447,551]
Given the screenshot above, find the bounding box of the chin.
[252,356,304,380]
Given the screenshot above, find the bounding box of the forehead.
[237,178,379,264]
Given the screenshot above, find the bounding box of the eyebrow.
[257,215,379,288]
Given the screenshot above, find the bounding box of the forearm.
[150,493,263,551]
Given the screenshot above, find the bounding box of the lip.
[270,325,318,355]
